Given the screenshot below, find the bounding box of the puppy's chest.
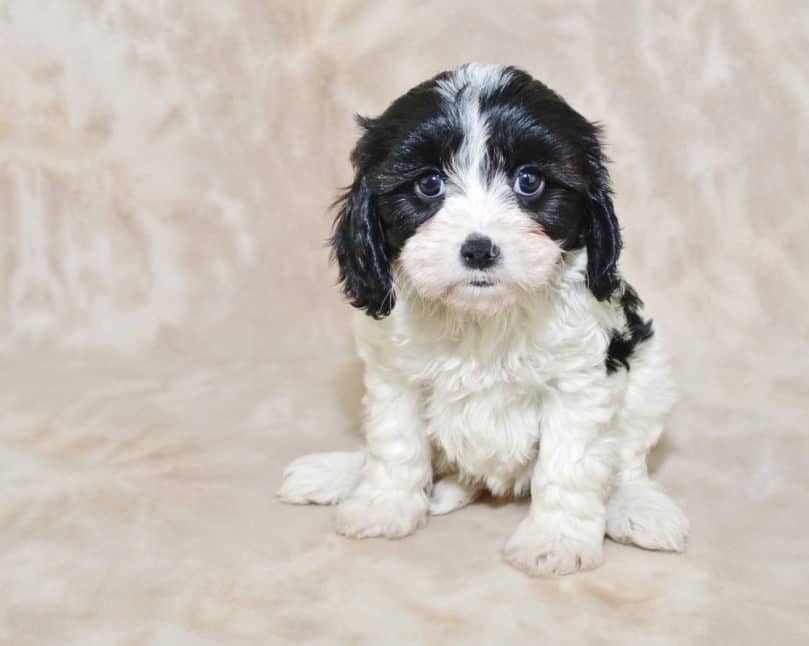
[411,344,551,489]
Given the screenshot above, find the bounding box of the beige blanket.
[1,1,807,643]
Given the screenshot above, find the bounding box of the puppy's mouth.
[469,278,496,288]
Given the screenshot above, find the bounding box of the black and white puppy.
[280,63,687,576]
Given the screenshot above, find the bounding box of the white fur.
[398,182,562,315]
[280,64,687,576]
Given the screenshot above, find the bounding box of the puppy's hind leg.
[278,451,364,505]
[607,337,688,552]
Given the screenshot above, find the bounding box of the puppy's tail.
[277,451,364,505]
[606,480,689,552]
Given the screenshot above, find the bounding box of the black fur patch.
[606,283,654,373]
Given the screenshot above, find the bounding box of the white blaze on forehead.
[436,63,511,194]
[436,62,510,104]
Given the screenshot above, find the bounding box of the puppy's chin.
[440,281,520,316]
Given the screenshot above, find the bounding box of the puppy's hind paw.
[607,481,688,552]
[428,474,481,515]
[278,451,363,505]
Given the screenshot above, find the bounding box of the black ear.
[581,131,622,301]
[330,175,394,318]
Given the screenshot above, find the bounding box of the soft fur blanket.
[1,1,807,644]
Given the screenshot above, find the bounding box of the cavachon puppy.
[279,63,687,576]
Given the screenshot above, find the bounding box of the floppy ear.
[581,131,622,301]
[330,175,394,318]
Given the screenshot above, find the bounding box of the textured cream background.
[1,1,808,644]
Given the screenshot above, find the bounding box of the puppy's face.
[333,64,621,317]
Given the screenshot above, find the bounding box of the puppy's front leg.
[505,375,615,576]
[335,367,430,539]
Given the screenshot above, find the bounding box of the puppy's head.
[332,63,621,318]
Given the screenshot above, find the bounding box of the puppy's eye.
[415,172,445,199]
[513,167,545,197]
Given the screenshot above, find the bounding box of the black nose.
[460,234,500,270]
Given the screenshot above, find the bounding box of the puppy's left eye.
[415,172,445,199]
[513,166,545,197]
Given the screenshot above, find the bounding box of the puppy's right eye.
[415,172,445,199]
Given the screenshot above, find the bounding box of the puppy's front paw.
[504,514,605,576]
[335,490,427,539]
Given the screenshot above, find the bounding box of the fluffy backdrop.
[1,1,807,644]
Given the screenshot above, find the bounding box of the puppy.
[279,63,687,576]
